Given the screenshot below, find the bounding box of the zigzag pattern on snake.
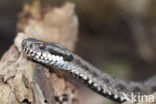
[21,38,156,103]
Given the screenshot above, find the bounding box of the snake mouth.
[22,45,64,64]
[21,39,131,103]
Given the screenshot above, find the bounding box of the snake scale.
[21,38,156,103]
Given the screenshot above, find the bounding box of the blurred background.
[1,0,156,82]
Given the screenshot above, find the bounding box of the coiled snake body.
[21,38,156,103]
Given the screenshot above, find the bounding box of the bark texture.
[0,1,79,104]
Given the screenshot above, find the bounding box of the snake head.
[22,38,73,64]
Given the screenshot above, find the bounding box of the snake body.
[21,38,156,103]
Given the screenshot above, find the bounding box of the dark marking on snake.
[21,38,156,103]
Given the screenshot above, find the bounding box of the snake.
[21,38,156,103]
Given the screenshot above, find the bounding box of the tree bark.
[0,1,79,104]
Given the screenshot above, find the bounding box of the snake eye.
[39,43,45,50]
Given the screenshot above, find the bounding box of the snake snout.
[22,39,27,48]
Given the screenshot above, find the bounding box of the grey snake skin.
[21,38,156,103]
